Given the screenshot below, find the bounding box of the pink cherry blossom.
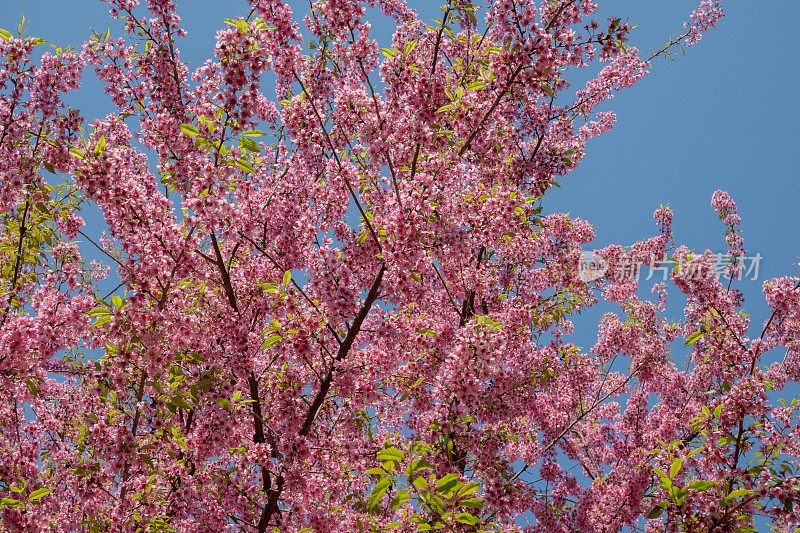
[3,2,798,532]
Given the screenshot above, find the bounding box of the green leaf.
[466,80,486,91]
[111,295,123,309]
[68,146,85,160]
[653,468,672,489]
[367,478,391,511]
[429,493,445,514]
[223,18,249,32]
[364,467,385,476]
[28,488,53,501]
[93,135,106,155]
[455,513,480,526]
[242,129,266,137]
[235,158,256,174]
[376,447,404,462]
[725,488,754,502]
[282,270,292,287]
[261,335,282,350]
[406,458,433,476]
[24,378,39,396]
[684,329,704,347]
[646,502,666,519]
[171,396,192,410]
[457,482,480,497]
[669,458,682,479]
[436,473,460,493]
[379,47,400,59]
[460,498,484,508]
[0,497,23,508]
[180,123,200,137]
[0,28,12,40]
[239,137,260,152]
[688,480,716,491]
[92,315,112,328]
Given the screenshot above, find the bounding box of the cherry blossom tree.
[4,0,799,532]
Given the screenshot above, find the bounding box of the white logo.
[579,251,608,282]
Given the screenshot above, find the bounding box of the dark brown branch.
[209,231,239,313]
[300,264,385,436]
[256,264,385,528]
[1,199,30,325]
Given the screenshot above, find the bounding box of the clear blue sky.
[3,0,797,362]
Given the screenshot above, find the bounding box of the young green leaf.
[688,480,716,491]
[646,502,667,519]
[684,329,704,346]
[379,47,399,59]
[28,487,53,501]
[239,137,260,152]
[236,158,257,174]
[436,473,460,493]
[93,135,106,155]
[725,488,754,502]
[92,315,113,328]
[180,123,200,137]
[261,335,282,349]
[376,447,404,462]
[460,498,484,508]
[455,513,480,526]
[367,478,391,511]
[669,458,682,479]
